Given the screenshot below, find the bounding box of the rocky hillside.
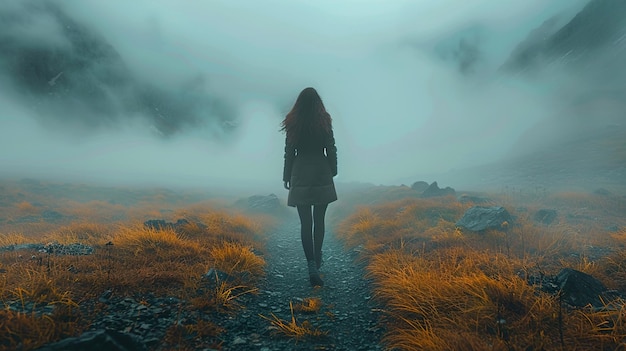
[502,0,626,75]
[451,0,626,192]
[0,1,235,137]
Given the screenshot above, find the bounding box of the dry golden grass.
[114,224,205,259]
[293,297,323,314]
[260,301,327,340]
[212,282,259,312]
[209,241,266,277]
[610,227,626,244]
[0,304,83,351]
[0,182,271,351]
[335,186,626,350]
[368,248,561,350]
[568,299,626,347]
[0,232,30,246]
[15,201,38,214]
[4,178,624,349]
[337,197,469,253]
[60,200,127,223]
[42,222,113,246]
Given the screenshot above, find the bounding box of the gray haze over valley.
[1,0,624,192]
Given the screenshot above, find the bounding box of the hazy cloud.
[0,0,604,189]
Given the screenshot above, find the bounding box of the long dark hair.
[280,87,332,144]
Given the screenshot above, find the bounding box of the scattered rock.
[0,242,94,255]
[0,243,42,252]
[533,209,558,225]
[26,217,383,351]
[35,329,148,351]
[42,242,94,255]
[456,206,512,232]
[232,336,247,345]
[556,268,609,308]
[420,181,455,198]
[410,181,429,193]
[235,194,285,215]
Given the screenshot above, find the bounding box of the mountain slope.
[0,1,235,137]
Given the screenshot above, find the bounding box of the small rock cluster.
[411,181,456,198]
[41,242,95,255]
[0,242,94,255]
[90,293,188,349]
[234,194,287,215]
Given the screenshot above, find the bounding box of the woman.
[281,87,338,287]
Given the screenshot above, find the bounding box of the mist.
[1,0,610,191]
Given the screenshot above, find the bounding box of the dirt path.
[217,215,385,351]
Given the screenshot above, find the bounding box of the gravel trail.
[217,216,385,351]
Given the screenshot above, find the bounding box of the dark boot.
[308,260,324,287]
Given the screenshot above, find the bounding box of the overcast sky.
[0,0,590,190]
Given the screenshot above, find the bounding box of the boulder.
[556,268,608,308]
[420,182,455,198]
[235,194,285,215]
[456,206,512,232]
[410,181,429,192]
[533,209,558,225]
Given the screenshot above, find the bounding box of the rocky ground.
[215,215,385,351]
[13,214,385,351]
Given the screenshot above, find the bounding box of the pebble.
[232,336,246,345]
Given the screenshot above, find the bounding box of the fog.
[0,0,607,192]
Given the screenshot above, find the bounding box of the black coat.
[283,129,337,207]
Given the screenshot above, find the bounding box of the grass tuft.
[260,301,327,340]
[293,297,323,314]
[209,241,266,277]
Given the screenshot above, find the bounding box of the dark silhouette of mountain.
[502,0,626,73]
[0,1,235,137]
